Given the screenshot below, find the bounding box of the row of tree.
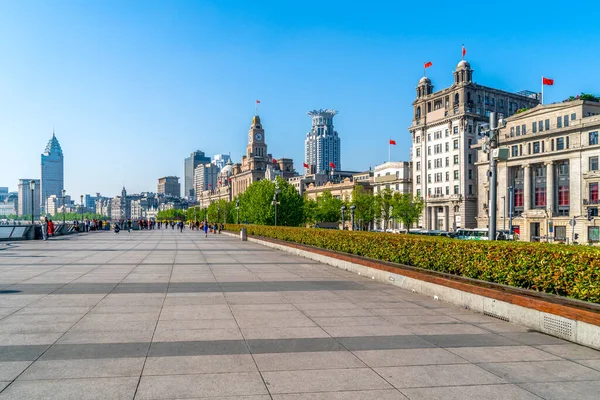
[157,177,424,231]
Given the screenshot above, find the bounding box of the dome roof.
[418,76,431,85]
[457,60,470,69]
[220,164,233,176]
[252,115,261,125]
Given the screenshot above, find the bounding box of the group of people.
[40,217,55,240]
[111,218,224,237]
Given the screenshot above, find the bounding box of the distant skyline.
[1,1,599,196]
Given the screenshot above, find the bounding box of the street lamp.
[340,205,346,230]
[236,199,240,224]
[217,202,221,224]
[62,189,66,224]
[29,180,35,225]
[80,195,84,229]
[501,196,506,231]
[350,205,356,231]
[390,205,394,232]
[272,179,281,226]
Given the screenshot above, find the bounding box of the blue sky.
[1,0,599,197]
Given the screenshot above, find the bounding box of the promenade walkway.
[1,229,599,399]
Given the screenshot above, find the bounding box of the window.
[445,172,450,181]
[514,188,524,207]
[528,143,531,154]
[445,186,450,195]
[490,98,495,106]
[556,137,565,150]
[555,226,567,241]
[445,129,449,137]
[453,185,459,194]
[590,131,599,145]
[590,157,599,171]
[542,141,545,152]
[468,185,473,195]
[453,139,459,149]
[510,127,515,137]
[535,186,546,207]
[445,157,449,167]
[512,145,518,157]
[545,119,550,130]
[557,116,562,128]
[445,142,450,152]
[428,174,431,183]
[484,96,489,105]
[571,113,576,120]
[532,122,537,133]
[416,175,421,184]
[416,162,421,171]
[478,95,482,103]
[428,146,431,155]
[522,124,526,135]
[519,144,523,156]
[416,148,421,157]
[499,99,504,108]
[558,186,569,206]
[416,189,421,197]
[428,160,431,170]
[533,142,540,153]
[591,183,599,203]
[468,154,472,164]
[453,126,459,134]
[454,170,459,180]
[551,139,554,151]
[468,125,472,133]
[468,169,473,179]
[589,226,600,243]
[428,134,431,141]
[454,155,459,165]
[538,120,543,132]
[564,115,569,127]
[516,126,520,136]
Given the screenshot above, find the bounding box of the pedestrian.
[114,222,120,234]
[203,221,209,238]
[219,223,224,234]
[41,217,48,240]
[47,219,55,237]
[127,219,132,233]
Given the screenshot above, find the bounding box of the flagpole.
[388,141,390,163]
[541,77,544,105]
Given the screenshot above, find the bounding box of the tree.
[375,188,395,230]
[239,177,304,226]
[315,190,344,223]
[351,185,377,230]
[391,193,424,233]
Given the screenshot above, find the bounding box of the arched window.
[416,106,421,118]
[454,93,459,104]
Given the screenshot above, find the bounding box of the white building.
[212,154,231,169]
[194,163,220,201]
[304,109,341,174]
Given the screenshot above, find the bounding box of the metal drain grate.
[543,315,573,338]
[483,311,510,322]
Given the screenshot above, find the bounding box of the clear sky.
[1,0,599,197]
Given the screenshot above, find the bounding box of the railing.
[583,198,599,205]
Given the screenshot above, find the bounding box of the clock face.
[255,133,263,141]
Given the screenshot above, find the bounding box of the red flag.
[272,158,277,164]
[542,77,554,86]
[462,45,466,58]
[218,181,222,185]
[389,139,396,145]
[227,177,232,181]
[208,184,212,187]
[329,162,336,169]
[303,163,309,168]
[256,100,260,103]
[424,61,432,68]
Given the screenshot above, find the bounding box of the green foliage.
[375,188,395,230]
[239,177,303,226]
[391,194,424,232]
[515,108,530,114]
[156,209,186,221]
[224,225,600,303]
[564,93,600,102]
[351,185,377,230]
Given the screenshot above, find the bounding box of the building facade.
[184,151,211,198]
[409,59,540,231]
[17,179,41,218]
[212,154,231,169]
[194,163,220,197]
[157,176,181,197]
[475,100,600,244]
[304,109,341,174]
[41,132,64,214]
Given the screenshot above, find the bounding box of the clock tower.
[247,115,267,158]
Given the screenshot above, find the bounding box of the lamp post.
[236,199,240,224]
[390,205,394,232]
[217,202,221,224]
[80,195,84,230]
[340,205,346,230]
[350,205,356,231]
[62,189,66,224]
[30,180,35,225]
[272,179,281,226]
[508,186,514,234]
[501,196,506,231]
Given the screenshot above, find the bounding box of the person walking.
[47,219,55,237]
[203,221,209,238]
[41,217,48,241]
[127,219,132,233]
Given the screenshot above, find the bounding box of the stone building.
[474,99,600,243]
[304,172,373,202]
[409,59,540,231]
[157,176,180,197]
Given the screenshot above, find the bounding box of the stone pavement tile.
[78,312,159,323]
[0,308,19,319]
[323,325,413,338]
[225,293,290,305]
[135,372,268,399]
[0,345,49,362]
[98,294,164,306]
[236,317,316,329]
[241,327,330,340]
[162,293,226,306]
[358,302,426,309]
[499,332,569,345]
[18,358,145,380]
[0,295,45,308]
[57,330,154,344]
[0,381,9,391]
[148,340,249,357]
[271,389,408,399]
[155,319,238,331]
[247,337,345,354]
[152,328,243,342]
[143,354,257,375]
[400,384,541,400]
[536,344,600,359]
[254,351,365,371]
[450,313,506,324]
[421,333,521,347]
[231,310,309,319]
[0,322,76,334]
[263,368,392,394]
[159,305,234,320]
[312,316,392,327]
[301,308,374,318]
[448,345,562,363]
[294,302,363,311]
[354,348,468,367]
[385,315,461,325]
[477,322,532,333]
[0,376,138,400]
[518,381,600,400]
[337,335,436,351]
[32,294,105,307]
[230,304,298,312]
[404,323,490,335]
[479,360,600,383]
[14,306,92,315]
[579,359,600,371]
[41,342,150,360]
[70,319,157,332]
[89,305,162,315]
[0,332,63,346]
[367,307,441,316]
[375,364,506,388]
[0,361,32,381]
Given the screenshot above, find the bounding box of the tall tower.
[184,150,211,198]
[41,131,64,214]
[304,109,340,174]
[247,115,267,158]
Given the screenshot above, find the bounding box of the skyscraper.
[212,154,231,169]
[18,179,41,218]
[41,131,64,214]
[304,109,341,174]
[184,151,211,198]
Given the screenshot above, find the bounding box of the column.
[433,207,439,230]
[546,161,554,216]
[523,164,531,211]
[445,206,450,231]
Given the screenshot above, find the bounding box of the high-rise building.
[157,176,180,197]
[17,179,41,218]
[41,131,64,215]
[409,59,540,231]
[194,163,220,199]
[304,109,341,174]
[212,154,231,169]
[184,151,211,198]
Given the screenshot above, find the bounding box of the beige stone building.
[304,172,373,202]
[157,176,180,197]
[474,99,600,243]
[409,59,540,231]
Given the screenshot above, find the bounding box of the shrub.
[228,225,600,303]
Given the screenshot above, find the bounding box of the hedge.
[227,225,600,303]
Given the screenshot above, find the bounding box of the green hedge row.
[228,224,600,303]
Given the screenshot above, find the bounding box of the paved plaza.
[0,230,600,399]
